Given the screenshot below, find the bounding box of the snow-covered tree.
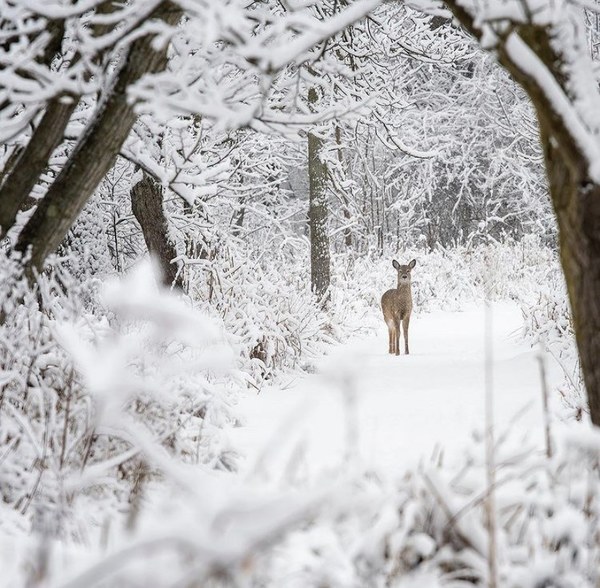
[0,0,379,274]
[433,0,600,425]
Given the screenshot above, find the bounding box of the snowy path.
[230,302,563,480]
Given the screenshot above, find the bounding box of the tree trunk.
[494,36,600,426]
[442,0,600,425]
[541,126,600,425]
[15,3,181,274]
[131,174,183,290]
[0,98,78,236]
[307,88,331,303]
[0,2,121,236]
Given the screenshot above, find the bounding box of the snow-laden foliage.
[0,256,240,582]
[246,425,600,588]
[338,236,555,312]
[517,253,585,421]
[188,239,331,383]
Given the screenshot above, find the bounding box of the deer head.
[392,259,416,286]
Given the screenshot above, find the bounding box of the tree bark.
[0,18,73,235]
[541,126,600,425]
[131,174,183,290]
[0,98,78,236]
[15,2,181,274]
[443,2,600,425]
[0,2,118,236]
[307,87,331,303]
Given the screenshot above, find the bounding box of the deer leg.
[394,320,400,356]
[403,315,410,355]
[386,321,393,354]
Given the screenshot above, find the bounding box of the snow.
[232,301,563,480]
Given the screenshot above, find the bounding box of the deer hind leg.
[402,315,410,355]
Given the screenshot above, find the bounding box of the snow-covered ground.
[231,302,563,480]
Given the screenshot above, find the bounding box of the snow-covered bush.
[247,425,600,588]
[186,241,334,384]
[0,255,240,584]
[333,236,557,315]
[516,255,585,420]
[10,409,600,587]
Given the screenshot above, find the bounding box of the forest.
[1,0,600,586]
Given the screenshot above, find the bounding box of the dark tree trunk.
[0,145,24,186]
[443,1,600,425]
[498,41,600,427]
[542,129,600,425]
[131,174,183,291]
[307,88,331,303]
[308,129,331,303]
[232,197,246,237]
[0,3,118,236]
[15,3,181,274]
[0,98,78,236]
[0,18,74,236]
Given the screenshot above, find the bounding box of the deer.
[381,259,416,355]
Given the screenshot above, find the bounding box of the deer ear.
[408,259,416,269]
[392,260,401,270]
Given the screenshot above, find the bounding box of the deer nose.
[402,274,408,279]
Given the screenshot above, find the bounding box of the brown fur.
[381,259,416,355]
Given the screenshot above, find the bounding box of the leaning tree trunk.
[0,98,78,236]
[442,1,600,425]
[0,1,118,237]
[131,174,183,291]
[15,2,181,275]
[542,129,600,425]
[0,20,73,237]
[497,40,600,427]
[307,88,331,304]
[0,20,71,236]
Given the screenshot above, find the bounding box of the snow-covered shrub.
[58,199,116,286]
[247,425,600,588]
[0,255,240,582]
[186,241,335,384]
[14,420,600,587]
[517,259,584,420]
[333,236,558,316]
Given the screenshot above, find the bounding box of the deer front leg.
[403,315,410,355]
[386,321,394,354]
[394,321,400,356]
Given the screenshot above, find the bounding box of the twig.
[484,295,498,588]
[421,471,487,559]
[536,346,553,459]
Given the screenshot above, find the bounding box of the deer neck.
[396,280,411,292]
